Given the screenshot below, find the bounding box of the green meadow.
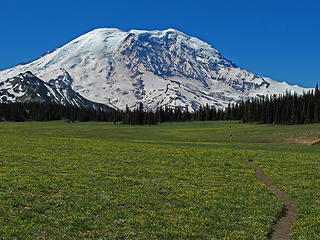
[0,121,319,239]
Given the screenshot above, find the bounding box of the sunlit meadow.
[0,121,319,239]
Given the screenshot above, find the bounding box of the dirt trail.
[249,161,297,240]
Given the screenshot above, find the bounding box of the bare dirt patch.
[283,137,320,145]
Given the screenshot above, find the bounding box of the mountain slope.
[0,71,112,110]
[0,28,307,110]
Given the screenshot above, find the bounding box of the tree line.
[0,84,319,125]
[0,102,117,122]
[120,84,320,125]
[225,84,320,124]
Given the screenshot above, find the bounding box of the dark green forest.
[1,84,319,125]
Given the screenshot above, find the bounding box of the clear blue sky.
[1,0,319,87]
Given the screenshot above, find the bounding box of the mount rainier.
[0,28,306,110]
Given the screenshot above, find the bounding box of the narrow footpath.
[249,161,297,240]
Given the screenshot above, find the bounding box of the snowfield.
[0,28,308,110]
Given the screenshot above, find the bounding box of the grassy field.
[0,121,319,239]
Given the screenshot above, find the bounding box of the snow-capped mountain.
[0,71,112,110]
[0,28,307,110]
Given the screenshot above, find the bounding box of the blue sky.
[1,0,319,87]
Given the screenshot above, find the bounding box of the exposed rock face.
[0,71,112,110]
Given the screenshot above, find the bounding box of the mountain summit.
[0,28,306,110]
